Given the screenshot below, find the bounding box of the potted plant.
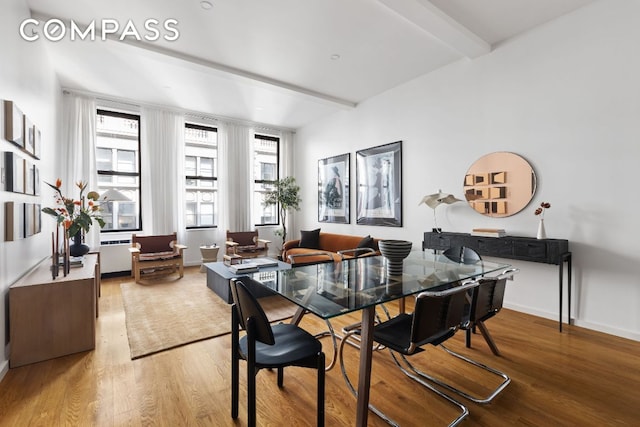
[263,176,301,248]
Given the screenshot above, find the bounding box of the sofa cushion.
[299,228,321,249]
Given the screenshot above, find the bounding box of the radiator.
[99,240,131,274]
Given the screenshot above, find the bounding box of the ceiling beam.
[377,0,491,58]
[30,11,357,110]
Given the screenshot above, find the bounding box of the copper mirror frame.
[463,152,536,217]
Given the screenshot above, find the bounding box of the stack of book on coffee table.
[228,262,259,274]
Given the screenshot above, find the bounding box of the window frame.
[185,122,219,230]
[253,133,280,227]
[96,109,142,233]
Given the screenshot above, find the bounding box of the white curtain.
[59,93,99,248]
[219,122,253,231]
[140,107,185,241]
[279,130,296,236]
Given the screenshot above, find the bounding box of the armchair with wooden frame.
[225,230,270,261]
[129,232,187,283]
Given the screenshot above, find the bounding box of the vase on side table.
[537,218,547,240]
[69,231,90,257]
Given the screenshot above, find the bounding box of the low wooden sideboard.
[422,231,572,331]
[9,253,99,368]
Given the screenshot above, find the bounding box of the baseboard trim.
[0,359,9,383]
[504,303,640,342]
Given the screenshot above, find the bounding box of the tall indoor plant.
[263,176,301,247]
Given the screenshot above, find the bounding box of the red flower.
[534,202,551,217]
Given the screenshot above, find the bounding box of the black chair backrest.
[230,279,275,345]
[443,246,482,264]
[469,277,507,323]
[410,290,467,347]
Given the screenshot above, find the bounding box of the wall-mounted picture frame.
[318,153,350,223]
[356,141,402,227]
[33,126,41,159]
[4,100,24,148]
[25,160,34,196]
[4,152,25,193]
[24,116,35,156]
[4,201,25,241]
[33,165,40,196]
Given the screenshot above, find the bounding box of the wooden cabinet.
[423,232,572,331]
[9,254,99,368]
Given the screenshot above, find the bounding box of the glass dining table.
[246,250,512,426]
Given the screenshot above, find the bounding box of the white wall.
[0,0,60,378]
[293,0,640,340]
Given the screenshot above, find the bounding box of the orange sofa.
[282,232,380,265]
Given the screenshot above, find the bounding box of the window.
[185,123,218,228]
[96,110,141,232]
[253,134,279,226]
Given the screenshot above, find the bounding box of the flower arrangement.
[42,179,105,238]
[534,202,551,218]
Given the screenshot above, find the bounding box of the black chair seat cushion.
[239,323,322,367]
[373,313,456,354]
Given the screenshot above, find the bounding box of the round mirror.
[463,152,536,217]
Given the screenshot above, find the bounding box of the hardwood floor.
[1,266,639,426]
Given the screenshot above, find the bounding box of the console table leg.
[567,253,572,328]
[559,260,564,332]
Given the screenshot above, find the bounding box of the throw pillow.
[299,228,321,249]
[357,235,374,249]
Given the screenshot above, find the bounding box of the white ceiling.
[26,0,596,129]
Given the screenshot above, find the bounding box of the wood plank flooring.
[1,266,639,426]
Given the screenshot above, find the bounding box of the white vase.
[537,218,547,239]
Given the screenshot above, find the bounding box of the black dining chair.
[458,268,518,356]
[443,246,488,350]
[443,245,482,265]
[230,278,326,427]
[338,279,484,426]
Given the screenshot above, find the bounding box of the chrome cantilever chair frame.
[338,279,485,427]
[287,252,391,371]
[403,269,518,404]
[337,247,375,260]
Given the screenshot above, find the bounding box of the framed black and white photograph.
[356,141,402,227]
[318,153,349,223]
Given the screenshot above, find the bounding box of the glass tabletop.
[248,250,511,319]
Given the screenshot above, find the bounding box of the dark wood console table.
[422,231,572,331]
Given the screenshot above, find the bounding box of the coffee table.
[204,258,291,303]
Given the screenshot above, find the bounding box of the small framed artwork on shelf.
[4,100,24,148]
[33,126,41,159]
[24,116,35,156]
[4,152,25,193]
[4,201,25,241]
